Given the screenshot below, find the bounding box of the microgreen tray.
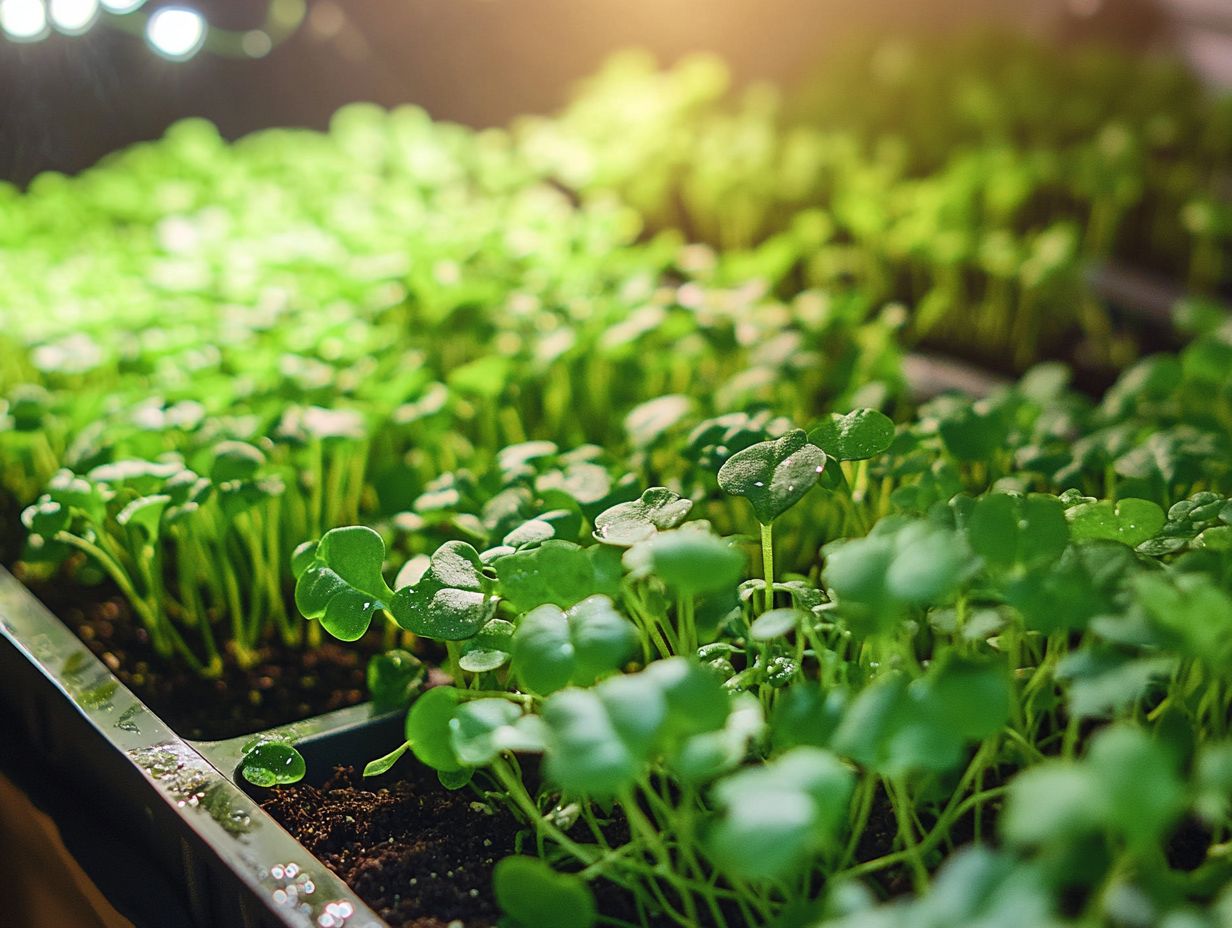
[0,566,392,928]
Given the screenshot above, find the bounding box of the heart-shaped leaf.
[390,540,495,640]
[808,409,895,462]
[512,595,638,695]
[717,430,826,524]
[493,540,621,612]
[294,526,394,641]
[967,493,1069,572]
[823,520,969,631]
[542,673,668,797]
[707,747,854,881]
[593,487,694,546]
[459,619,516,673]
[449,699,546,766]
[1067,498,1166,547]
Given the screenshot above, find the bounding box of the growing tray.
[0,351,1019,928]
[0,566,398,928]
[3,272,1217,924]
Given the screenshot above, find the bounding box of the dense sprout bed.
[3,33,1232,928]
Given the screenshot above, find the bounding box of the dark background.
[0,0,1183,186]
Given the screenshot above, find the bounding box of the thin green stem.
[760,522,775,614]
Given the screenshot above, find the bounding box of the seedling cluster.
[3,32,1232,928]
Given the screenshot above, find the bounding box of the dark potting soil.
[261,765,518,928]
[19,573,381,741]
[262,766,655,928]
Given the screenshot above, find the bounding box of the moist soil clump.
[23,576,378,740]
[262,765,517,928]
[262,766,650,928]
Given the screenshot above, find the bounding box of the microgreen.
[1065,497,1166,547]
[390,541,494,640]
[717,430,826,526]
[239,739,307,788]
[511,595,638,694]
[4,38,1232,928]
[808,408,895,462]
[707,747,854,881]
[592,487,693,546]
[293,526,394,641]
[493,857,596,928]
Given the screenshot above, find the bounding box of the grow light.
[48,0,98,35]
[145,5,205,60]
[1,0,302,60]
[0,0,49,41]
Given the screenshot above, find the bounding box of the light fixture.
[0,0,49,41]
[3,0,297,60]
[145,5,204,60]
[48,0,98,35]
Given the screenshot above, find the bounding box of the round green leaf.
[717,430,826,524]
[512,605,574,695]
[1067,498,1166,547]
[493,856,596,928]
[967,493,1069,571]
[390,540,494,640]
[707,789,817,881]
[449,698,545,766]
[240,740,306,787]
[367,649,425,712]
[708,747,853,880]
[593,487,694,546]
[567,595,638,683]
[460,619,516,673]
[808,409,895,461]
[749,608,803,641]
[210,440,265,483]
[627,529,744,596]
[406,686,464,773]
[542,674,667,797]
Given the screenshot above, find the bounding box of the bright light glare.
[99,0,143,12]
[48,0,97,34]
[0,0,49,40]
[145,6,205,60]
[240,28,270,58]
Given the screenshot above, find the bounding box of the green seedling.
[718,429,826,612]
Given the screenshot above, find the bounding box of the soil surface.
[20,573,380,741]
[262,765,518,928]
[262,766,657,928]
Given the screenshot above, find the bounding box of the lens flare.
[0,0,49,40]
[99,0,144,12]
[48,0,98,34]
[145,5,205,59]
